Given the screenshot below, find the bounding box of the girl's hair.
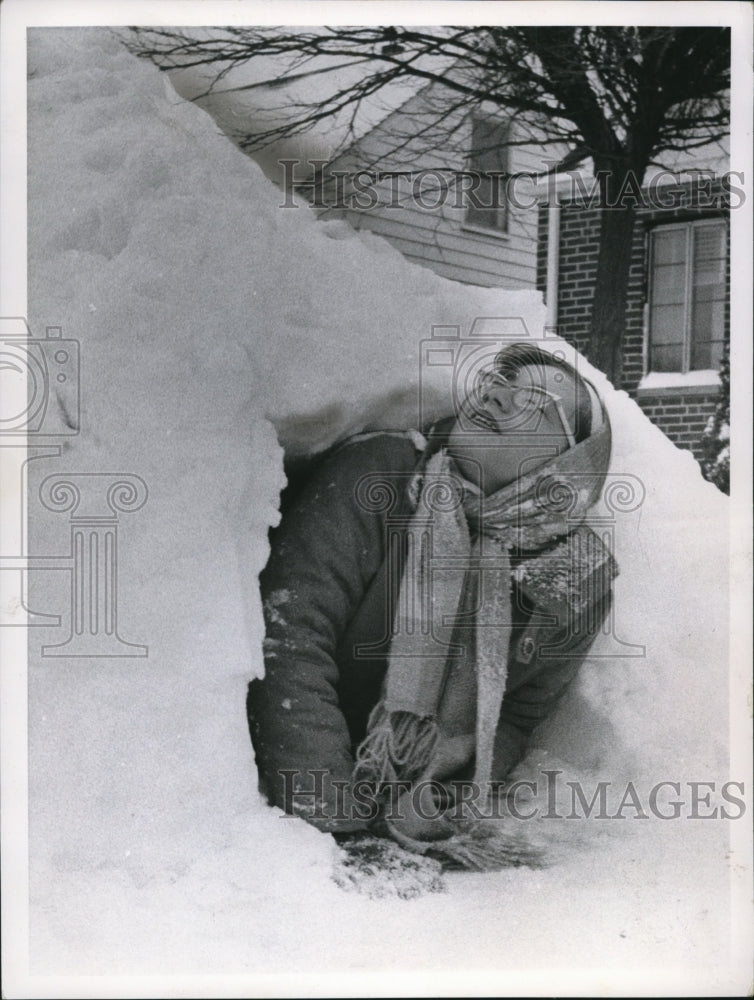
[494,342,601,444]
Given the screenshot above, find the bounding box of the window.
[647,219,727,373]
[465,114,509,233]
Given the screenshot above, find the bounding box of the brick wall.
[635,391,718,460]
[537,178,729,461]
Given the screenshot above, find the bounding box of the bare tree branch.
[122,24,730,385]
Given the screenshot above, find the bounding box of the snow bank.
[23,26,736,988]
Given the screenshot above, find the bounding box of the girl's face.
[446,363,578,494]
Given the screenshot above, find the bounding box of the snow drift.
[21,26,739,991]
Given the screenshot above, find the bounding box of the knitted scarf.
[353,419,616,869]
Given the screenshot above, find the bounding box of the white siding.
[308,85,553,289]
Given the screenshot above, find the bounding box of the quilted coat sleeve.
[247,435,416,832]
[491,588,614,781]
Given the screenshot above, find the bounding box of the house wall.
[309,87,557,290]
[632,389,721,454]
[537,177,731,460]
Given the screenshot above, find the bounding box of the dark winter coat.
[247,427,613,832]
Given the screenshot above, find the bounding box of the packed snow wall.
[21,26,734,981]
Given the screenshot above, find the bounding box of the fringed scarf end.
[353,702,440,786]
[430,827,547,871]
[387,817,546,872]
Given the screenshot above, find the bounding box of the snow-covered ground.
[9,25,749,995]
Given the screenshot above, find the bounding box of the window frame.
[463,111,510,235]
[645,216,728,376]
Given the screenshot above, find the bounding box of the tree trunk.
[586,165,639,386]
